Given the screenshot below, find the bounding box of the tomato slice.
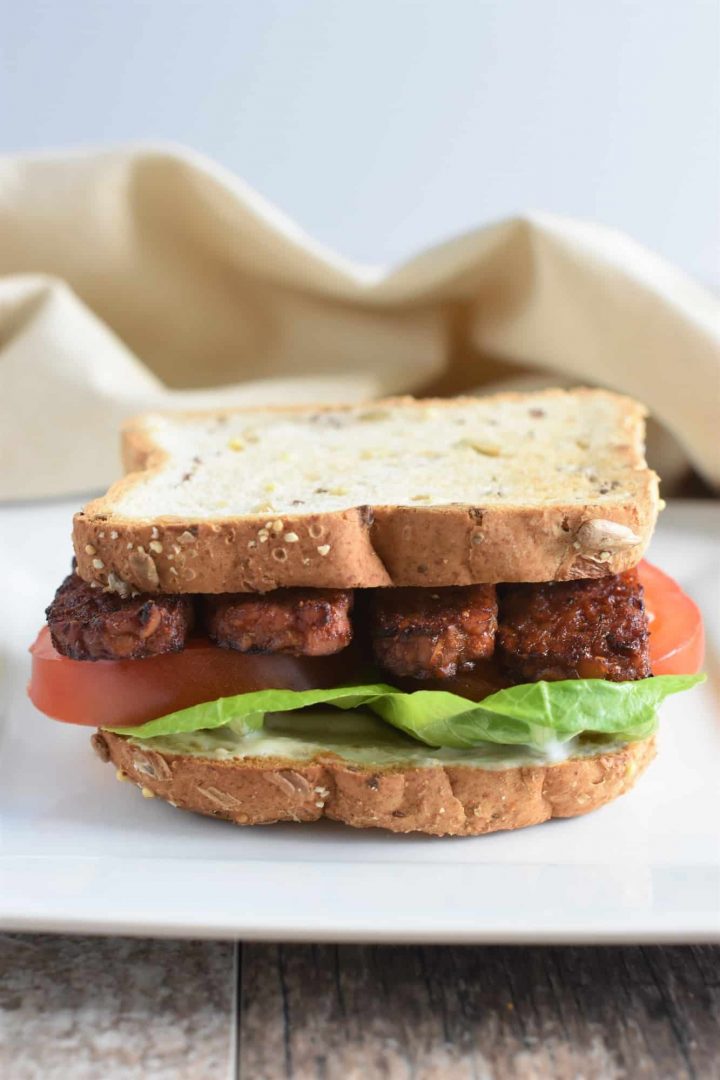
[638,560,705,676]
[28,560,704,728]
[28,628,372,728]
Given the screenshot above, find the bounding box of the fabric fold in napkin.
[0,144,717,500]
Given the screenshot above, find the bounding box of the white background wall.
[2,0,718,289]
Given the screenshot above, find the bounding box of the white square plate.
[1,500,718,943]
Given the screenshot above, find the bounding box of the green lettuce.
[105,674,704,751]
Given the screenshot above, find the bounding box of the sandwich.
[28,389,704,836]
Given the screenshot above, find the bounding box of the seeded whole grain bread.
[94,731,656,837]
[73,390,659,594]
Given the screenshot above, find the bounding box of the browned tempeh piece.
[370,585,498,680]
[204,589,353,657]
[46,573,194,661]
[497,570,651,682]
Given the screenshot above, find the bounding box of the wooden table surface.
[1,936,718,1079]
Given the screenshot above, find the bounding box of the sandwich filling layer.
[33,561,705,752]
[105,674,702,778]
[30,557,703,788]
[46,570,651,684]
[126,709,627,770]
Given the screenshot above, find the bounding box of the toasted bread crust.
[96,731,656,837]
[73,391,659,593]
[73,501,655,593]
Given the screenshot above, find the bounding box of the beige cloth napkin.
[1,144,718,500]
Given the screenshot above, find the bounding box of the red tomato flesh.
[639,560,704,676]
[28,560,704,728]
[28,631,373,728]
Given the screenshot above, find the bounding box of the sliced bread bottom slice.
[95,731,655,838]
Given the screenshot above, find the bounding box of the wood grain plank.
[238,944,720,1080]
[0,934,236,1080]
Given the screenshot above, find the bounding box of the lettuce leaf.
[105,674,704,751]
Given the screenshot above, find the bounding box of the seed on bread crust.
[127,547,160,590]
[91,732,111,762]
[575,519,642,551]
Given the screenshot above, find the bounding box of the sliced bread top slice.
[73,389,659,593]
